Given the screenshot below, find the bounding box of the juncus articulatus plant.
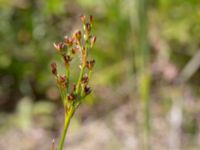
[50,15,96,150]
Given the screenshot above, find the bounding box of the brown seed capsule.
[51,62,57,75]
[57,75,67,89]
[71,47,79,55]
[63,54,72,66]
[80,14,86,23]
[72,84,76,92]
[90,36,96,47]
[68,93,75,101]
[59,75,67,83]
[64,36,74,47]
[85,23,91,33]
[53,42,65,52]
[84,85,92,95]
[89,15,93,24]
[81,74,89,84]
[73,30,82,42]
[86,60,95,70]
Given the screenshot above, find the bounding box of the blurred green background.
[0,0,200,150]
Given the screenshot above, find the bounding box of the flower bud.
[73,30,82,43]
[71,47,79,55]
[64,36,73,47]
[86,60,95,70]
[89,15,93,25]
[80,14,86,23]
[85,23,91,33]
[51,62,57,75]
[84,85,92,95]
[68,93,75,101]
[53,42,65,52]
[81,74,89,84]
[57,75,67,89]
[90,36,96,47]
[63,54,72,67]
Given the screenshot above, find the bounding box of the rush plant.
[50,15,96,150]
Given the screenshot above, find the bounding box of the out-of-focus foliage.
[154,0,200,67]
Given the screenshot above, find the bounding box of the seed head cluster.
[51,15,96,108]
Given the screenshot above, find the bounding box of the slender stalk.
[58,106,75,150]
[51,15,96,150]
[75,66,85,94]
[66,67,70,93]
[137,0,151,149]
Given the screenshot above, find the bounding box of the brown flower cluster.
[50,15,96,108]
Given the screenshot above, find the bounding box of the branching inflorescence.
[50,15,96,150]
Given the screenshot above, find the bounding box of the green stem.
[66,67,70,93]
[137,0,151,149]
[88,70,92,80]
[58,106,75,150]
[76,66,85,94]
[143,97,150,150]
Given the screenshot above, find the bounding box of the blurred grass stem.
[137,0,151,149]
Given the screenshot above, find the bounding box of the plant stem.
[137,0,151,149]
[58,106,75,150]
[76,66,85,94]
[66,67,70,93]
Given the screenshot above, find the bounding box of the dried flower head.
[90,36,96,47]
[84,85,92,95]
[86,60,95,70]
[80,14,86,23]
[85,23,91,33]
[64,36,74,47]
[51,62,57,75]
[89,15,93,25]
[73,30,82,43]
[63,54,72,67]
[68,93,76,101]
[57,75,67,89]
[71,47,79,55]
[54,42,65,52]
[81,74,89,84]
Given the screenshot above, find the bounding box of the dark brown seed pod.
[64,36,74,47]
[68,93,76,101]
[90,36,96,47]
[71,47,79,55]
[63,54,72,67]
[73,30,82,42]
[57,75,67,89]
[86,60,95,70]
[85,23,91,33]
[84,85,92,95]
[81,74,89,84]
[51,62,57,75]
[89,15,93,24]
